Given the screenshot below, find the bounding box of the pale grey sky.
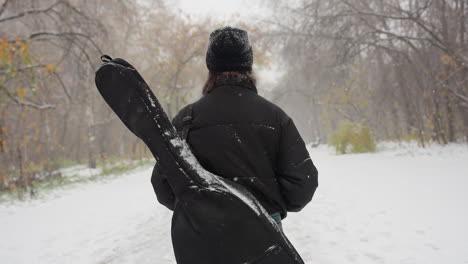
[170,0,269,21]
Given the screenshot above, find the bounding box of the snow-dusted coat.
[152,78,318,218]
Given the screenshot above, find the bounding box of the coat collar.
[213,78,258,94]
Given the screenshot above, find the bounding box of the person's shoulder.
[253,94,291,124]
[172,103,195,127]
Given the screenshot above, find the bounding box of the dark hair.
[202,71,256,96]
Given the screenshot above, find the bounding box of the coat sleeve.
[151,162,176,211]
[276,116,318,212]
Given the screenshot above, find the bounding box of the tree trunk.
[86,107,97,169]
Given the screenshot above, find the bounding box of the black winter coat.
[152,78,318,218]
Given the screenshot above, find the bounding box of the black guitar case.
[94,55,305,264]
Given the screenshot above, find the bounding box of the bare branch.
[0,1,62,23]
[12,99,56,110]
[0,0,91,24]
[0,0,10,17]
[0,84,56,110]
[52,71,72,103]
[90,116,118,128]
[0,64,46,74]
[340,0,448,52]
[29,31,103,55]
[448,87,468,108]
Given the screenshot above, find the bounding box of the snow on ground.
[1,143,467,264]
[292,143,468,264]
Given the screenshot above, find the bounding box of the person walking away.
[151,26,318,231]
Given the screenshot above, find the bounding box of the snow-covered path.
[291,144,468,264]
[1,144,467,264]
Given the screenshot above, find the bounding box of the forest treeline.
[266,0,468,147]
[0,0,467,193]
[0,0,270,193]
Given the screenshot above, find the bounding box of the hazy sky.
[170,0,269,21]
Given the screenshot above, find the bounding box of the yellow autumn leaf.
[17,88,27,100]
[44,64,55,73]
[441,55,452,65]
[20,42,28,54]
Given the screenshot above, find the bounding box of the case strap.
[179,104,193,140]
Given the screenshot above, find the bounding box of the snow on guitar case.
[94,55,305,264]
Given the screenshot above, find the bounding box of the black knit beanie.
[205,26,253,72]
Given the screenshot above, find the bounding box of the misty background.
[1,1,468,264]
[1,0,467,195]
